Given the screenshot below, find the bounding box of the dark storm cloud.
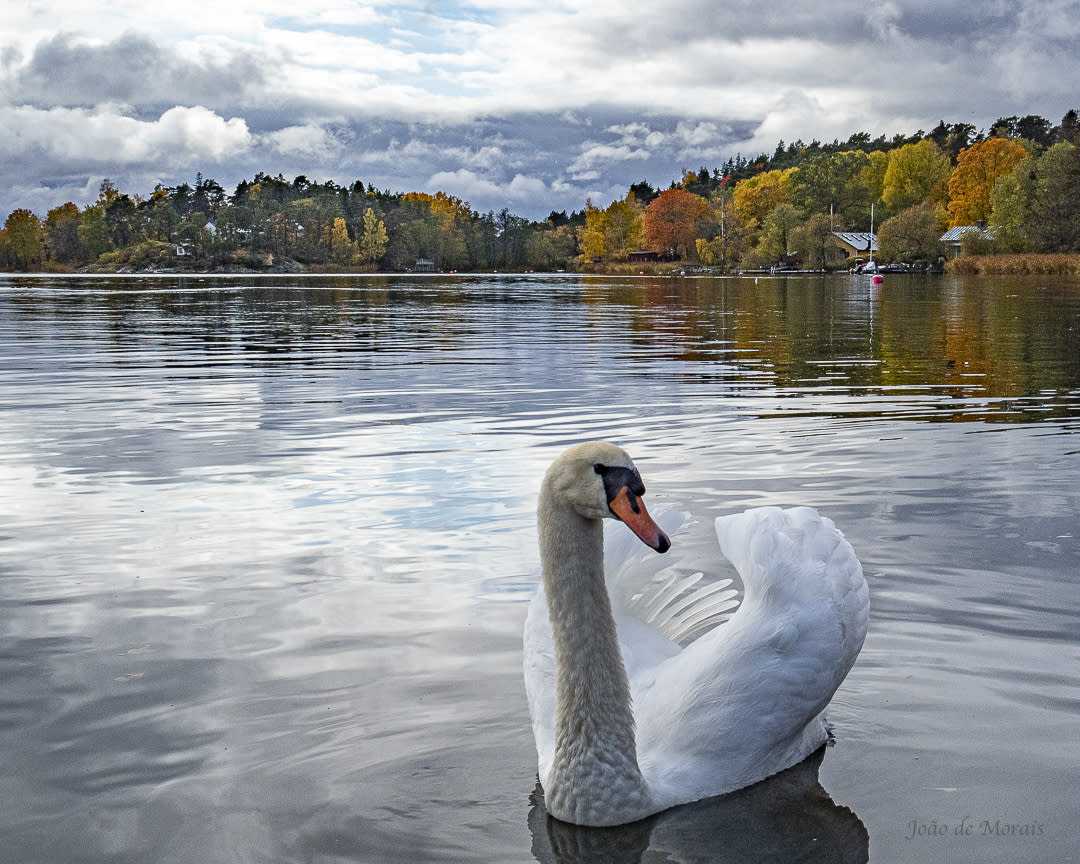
[5,32,268,113]
[593,0,1021,47]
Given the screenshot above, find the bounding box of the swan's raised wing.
[713,506,869,676]
[604,509,741,680]
[636,506,869,804]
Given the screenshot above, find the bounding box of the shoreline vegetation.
[945,254,1080,275]
[3,110,1079,276]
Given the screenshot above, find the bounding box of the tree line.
[2,110,1078,273]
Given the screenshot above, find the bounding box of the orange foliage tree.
[644,188,711,258]
[946,137,1028,226]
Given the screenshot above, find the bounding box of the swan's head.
[544,442,671,553]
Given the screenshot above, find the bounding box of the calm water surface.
[1,273,1078,863]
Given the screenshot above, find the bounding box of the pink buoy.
[872,274,884,285]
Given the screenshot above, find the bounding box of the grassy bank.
[946,254,1080,275]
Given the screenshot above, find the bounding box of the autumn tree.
[877,202,948,263]
[732,169,794,232]
[644,188,711,259]
[359,207,388,265]
[330,217,358,266]
[288,193,342,264]
[579,199,607,261]
[946,137,1028,226]
[581,196,644,261]
[3,209,43,270]
[427,191,470,269]
[603,197,644,259]
[860,150,890,208]
[882,139,952,212]
[95,178,121,209]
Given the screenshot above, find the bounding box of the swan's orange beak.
[609,486,671,553]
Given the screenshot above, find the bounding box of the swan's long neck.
[538,482,652,826]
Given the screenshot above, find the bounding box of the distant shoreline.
[9,253,1080,279]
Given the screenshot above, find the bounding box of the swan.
[523,441,869,827]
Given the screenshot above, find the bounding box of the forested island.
[2,111,1079,275]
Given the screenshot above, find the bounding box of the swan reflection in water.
[528,746,869,864]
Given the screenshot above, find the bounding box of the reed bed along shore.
[946,254,1080,275]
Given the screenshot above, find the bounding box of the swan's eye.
[595,464,646,506]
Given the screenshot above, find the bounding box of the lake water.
[1,272,1077,864]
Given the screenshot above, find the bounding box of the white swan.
[523,442,869,827]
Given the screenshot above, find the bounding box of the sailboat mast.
[869,203,874,264]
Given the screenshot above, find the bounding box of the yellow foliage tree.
[359,208,388,265]
[579,197,644,261]
[609,197,645,257]
[732,169,794,232]
[946,137,1028,226]
[882,139,952,212]
[860,150,890,205]
[579,200,607,261]
[330,217,358,266]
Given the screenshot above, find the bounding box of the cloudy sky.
[2,0,1078,220]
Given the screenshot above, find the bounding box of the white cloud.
[263,124,344,160]
[426,168,504,201]
[0,104,252,165]
[424,169,549,206]
[568,143,651,178]
[506,174,548,199]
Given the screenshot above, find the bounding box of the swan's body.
[523,442,869,826]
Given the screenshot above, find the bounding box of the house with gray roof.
[940,220,995,257]
[831,232,877,264]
